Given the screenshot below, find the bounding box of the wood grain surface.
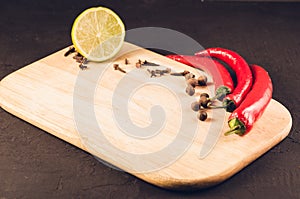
[0,42,292,190]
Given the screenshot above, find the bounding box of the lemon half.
[71,7,125,62]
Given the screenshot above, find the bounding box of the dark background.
[1,0,299,198]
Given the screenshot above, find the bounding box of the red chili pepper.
[195,48,253,112]
[166,55,234,100]
[225,64,273,136]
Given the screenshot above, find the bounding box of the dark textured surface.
[0,1,299,198]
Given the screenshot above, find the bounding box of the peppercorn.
[198,75,208,86]
[186,84,195,96]
[199,93,210,108]
[200,98,211,108]
[200,93,210,98]
[191,101,201,112]
[185,73,195,80]
[197,110,208,121]
[187,78,198,87]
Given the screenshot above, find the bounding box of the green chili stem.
[210,86,231,101]
[207,105,228,109]
[224,125,241,136]
[225,118,247,136]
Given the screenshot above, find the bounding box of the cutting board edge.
[132,99,293,190]
[0,96,87,151]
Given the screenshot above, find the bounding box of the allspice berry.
[187,78,198,87]
[199,93,210,108]
[200,93,210,98]
[186,84,195,96]
[198,75,208,86]
[185,73,195,80]
[200,98,211,108]
[191,101,201,112]
[197,110,208,121]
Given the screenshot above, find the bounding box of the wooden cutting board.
[0,42,292,190]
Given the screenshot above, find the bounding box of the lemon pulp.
[71,7,125,62]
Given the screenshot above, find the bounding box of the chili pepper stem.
[210,86,231,101]
[223,99,236,112]
[210,92,225,101]
[224,126,241,136]
[207,105,228,109]
[225,118,246,136]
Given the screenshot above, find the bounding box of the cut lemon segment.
[71,7,125,62]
